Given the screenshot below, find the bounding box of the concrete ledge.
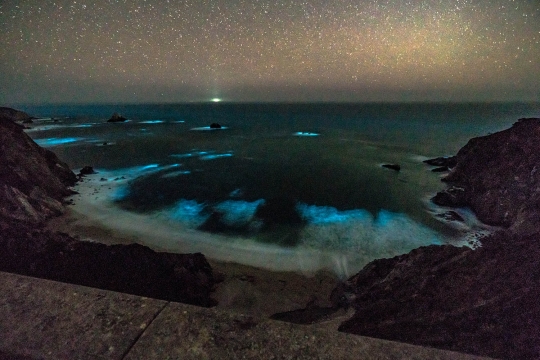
[0,272,489,359]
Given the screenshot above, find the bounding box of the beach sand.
[46,171,347,321]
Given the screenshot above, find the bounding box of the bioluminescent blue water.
[20,102,540,272]
[34,137,83,146]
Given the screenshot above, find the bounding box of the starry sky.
[1,0,539,103]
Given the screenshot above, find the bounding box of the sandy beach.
[47,170,346,320]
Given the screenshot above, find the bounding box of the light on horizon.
[211,98,222,102]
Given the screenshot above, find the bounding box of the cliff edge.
[337,118,540,359]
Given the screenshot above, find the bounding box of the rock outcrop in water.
[336,118,540,360]
[0,109,217,307]
[107,112,128,122]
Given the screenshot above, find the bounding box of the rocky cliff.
[0,110,77,225]
[337,118,540,359]
[0,108,217,307]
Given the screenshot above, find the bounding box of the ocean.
[19,102,540,276]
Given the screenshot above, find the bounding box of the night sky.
[1,0,539,103]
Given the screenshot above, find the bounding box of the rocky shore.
[0,108,217,307]
[336,118,540,359]
[2,106,539,358]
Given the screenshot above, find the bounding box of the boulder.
[107,112,128,123]
[436,210,465,222]
[78,166,96,176]
[431,186,467,207]
[381,164,400,171]
[210,122,222,129]
[423,156,457,168]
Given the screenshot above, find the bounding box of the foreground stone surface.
[338,119,540,359]
[0,272,487,360]
[0,271,166,360]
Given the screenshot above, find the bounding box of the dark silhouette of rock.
[431,186,467,207]
[78,166,96,176]
[0,107,33,123]
[336,118,540,359]
[436,210,465,222]
[0,223,217,307]
[0,113,77,225]
[440,118,540,232]
[210,122,222,129]
[423,156,457,168]
[431,166,449,172]
[107,112,128,123]
[382,164,400,171]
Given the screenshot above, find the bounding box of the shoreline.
[47,171,342,318]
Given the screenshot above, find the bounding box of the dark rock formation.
[431,186,467,207]
[210,122,222,129]
[0,107,33,122]
[337,118,540,359]
[381,164,401,171]
[78,166,96,176]
[431,166,449,172]
[107,112,128,123]
[0,113,77,225]
[337,231,540,359]
[0,223,217,307]
[436,210,465,222]
[423,156,457,168]
[0,109,217,307]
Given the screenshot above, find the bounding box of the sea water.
[19,102,540,275]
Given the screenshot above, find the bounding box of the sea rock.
[78,165,96,176]
[382,164,400,171]
[0,113,77,225]
[431,186,467,207]
[431,166,449,172]
[107,112,128,123]
[436,210,465,222]
[423,156,457,168]
[335,118,540,359]
[210,122,222,129]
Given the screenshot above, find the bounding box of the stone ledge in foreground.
[0,272,490,360]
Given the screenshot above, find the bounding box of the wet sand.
[47,172,344,319]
